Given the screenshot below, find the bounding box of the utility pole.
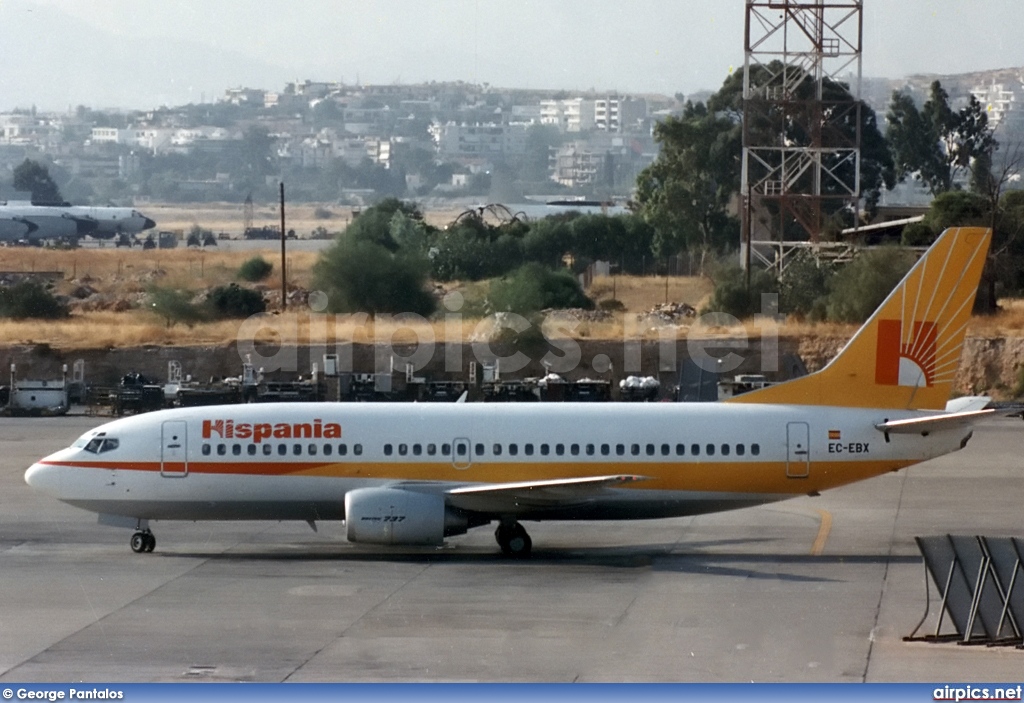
[279,182,287,311]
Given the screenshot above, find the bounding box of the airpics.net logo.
[233,291,782,377]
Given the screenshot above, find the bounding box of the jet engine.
[344,487,467,546]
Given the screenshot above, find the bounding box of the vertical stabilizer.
[728,227,991,410]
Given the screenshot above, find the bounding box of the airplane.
[0,201,156,243]
[25,227,994,557]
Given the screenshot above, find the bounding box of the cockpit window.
[83,437,119,454]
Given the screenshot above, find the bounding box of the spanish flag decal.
[828,430,841,440]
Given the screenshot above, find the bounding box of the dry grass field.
[145,201,464,238]
[1,202,1021,351]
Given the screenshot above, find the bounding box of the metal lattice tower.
[741,0,863,272]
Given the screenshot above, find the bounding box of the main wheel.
[495,522,532,557]
[130,532,147,553]
[143,533,156,553]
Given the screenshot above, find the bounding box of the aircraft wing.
[445,474,649,512]
[875,409,996,435]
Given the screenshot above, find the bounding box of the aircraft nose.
[25,461,61,495]
[143,217,156,230]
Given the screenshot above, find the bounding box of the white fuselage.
[25,401,969,524]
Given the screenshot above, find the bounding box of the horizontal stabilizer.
[875,409,995,434]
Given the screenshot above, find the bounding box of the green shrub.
[238,256,273,282]
[313,206,333,219]
[0,281,68,320]
[206,284,266,318]
[703,263,778,319]
[489,263,594,314]
[825,247,915,323]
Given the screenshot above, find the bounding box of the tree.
[710,62,895,222]
[312,235,436,317]
[13,159,63,204]
[634,101,741,271]
[147,286,205,327]
[887,81,997,195]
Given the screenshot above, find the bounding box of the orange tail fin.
[728,227,991,410]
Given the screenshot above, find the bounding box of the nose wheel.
[495,521,532,557]
[130,530,156,553]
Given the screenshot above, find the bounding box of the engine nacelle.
[345,487,466,546]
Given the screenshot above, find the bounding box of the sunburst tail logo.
[875,320,937,387]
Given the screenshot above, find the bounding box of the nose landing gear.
[130,530,156,553]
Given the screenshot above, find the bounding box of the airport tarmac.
[0,414,1021,683]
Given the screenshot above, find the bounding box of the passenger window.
[308,443,317,456]
[442,443,451,456]
[661,444,670,456]
[248,444,257,456]
[474,443,484,457]
[676,443,685,456]
[616,444,625,456]
[323,444,333,456]
[399,444,408,456]
[427,444,436,456]
[751,443,760,456]
[293,444,302,456]
[354,444,363,456]
[645,444,655,456]
[384,444,393,456]
[413,444,422,456]
[601,444,610,456]
[540,444,550,456]
[736,444,745,456]
[555,444,565,456]
[232,444,241,456]
[493,443,502,456]
[509,444,519,456]
[630,444,640,456]
[201,444,211,456]
[217,444,226,456]
[570,444,580,456]
[586,444,595,456]
[339,444,347,456]
[263,444,272,456]
[278,444,287,456]
[456,443,467,457]
[721,444,730,456]
[691,443,700,456]
[706,444,715,456]
[524,444,533,456]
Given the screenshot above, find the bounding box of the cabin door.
[161,420,189,477]
[451,437,472,470]
[786,422,810,478]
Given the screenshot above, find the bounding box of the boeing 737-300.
[25,227,994,556]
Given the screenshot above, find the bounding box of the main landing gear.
[495,521,532,557]
[130,530,156,553]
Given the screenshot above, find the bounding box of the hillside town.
[2,71,1022,209]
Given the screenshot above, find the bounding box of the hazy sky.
[1,1,1022,110]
